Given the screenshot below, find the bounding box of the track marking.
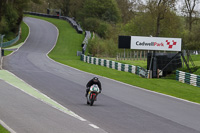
[42,19,200,106]
[0,70,86,122]
[0,119,17,133]
[1,17,105,132]
[89,124,100,129]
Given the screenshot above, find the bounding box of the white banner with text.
[131,36,182,51]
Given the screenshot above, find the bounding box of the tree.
[48,0,70,16]
[180,0,200,50]
[182,0,199,32]
[116,0,137,23]
[145,0,177,37]
[82,0,121,24]
[69,0,84,17]
[0,0,41,35]
[124,0,182,38]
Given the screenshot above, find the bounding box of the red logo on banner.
[166,40,177,49]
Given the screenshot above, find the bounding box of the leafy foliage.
[0,0,41,40]
[88,37,118,57]
[81,0,121,24]
[2,0,200,51]
[182,24,200,50]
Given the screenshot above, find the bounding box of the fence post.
[0,47,2,69]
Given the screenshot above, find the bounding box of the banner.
[130,36,182,51]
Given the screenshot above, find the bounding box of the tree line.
[1,0,200,55]
[0,0,41,41]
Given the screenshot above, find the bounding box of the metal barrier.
[1,34,20,48]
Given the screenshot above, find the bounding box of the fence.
[117,50,148,61]
[176,70,200,87]
[116,50,182,61]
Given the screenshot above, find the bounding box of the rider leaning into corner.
[85,77,102,97]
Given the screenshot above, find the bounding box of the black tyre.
[90,100,94,106]
[90,95,94,106]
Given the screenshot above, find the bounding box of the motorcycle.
[87,84,100,106]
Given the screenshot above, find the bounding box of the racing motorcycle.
[87,84,100,106]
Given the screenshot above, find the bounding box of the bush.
[83,18,99,32]
[96,22,112,39]
[88,36,117,57]
[83,18,112,39]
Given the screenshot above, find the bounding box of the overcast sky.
[140,0,200,16]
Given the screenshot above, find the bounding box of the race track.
[3,17,200,133]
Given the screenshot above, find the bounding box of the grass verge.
[21,15,200,104]
[0,125,9,133]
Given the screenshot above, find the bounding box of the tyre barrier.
[60,16,83,34]
[81,54,151,78]
[24,12,83,34]
[81,31,91,54]
[136,66,149,78]
[176,70,200,87]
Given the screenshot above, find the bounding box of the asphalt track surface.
[3,17,200,133]
[0,79,106,133]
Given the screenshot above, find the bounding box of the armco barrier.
[2,31,20,48]
[176,70,200,87]
[81,54,151,77]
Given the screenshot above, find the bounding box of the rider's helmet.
[92,77,98,83]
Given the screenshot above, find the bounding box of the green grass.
[0,125,9,133]
[21,15,200,104]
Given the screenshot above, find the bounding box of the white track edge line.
[0,119,17,133]
[46,42,200,106]
[3,70,87,122]
[89,124,99,129]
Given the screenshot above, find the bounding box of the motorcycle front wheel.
[90,95,95,106]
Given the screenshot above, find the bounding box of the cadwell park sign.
[131,36,182,51]
[118,36,183,78]
[118,36,182,51]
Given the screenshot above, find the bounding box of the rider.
[85,77,102,97]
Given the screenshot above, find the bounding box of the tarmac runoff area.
[0,70,85,120]
[0,70,107,133]
[3,42,24,51]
